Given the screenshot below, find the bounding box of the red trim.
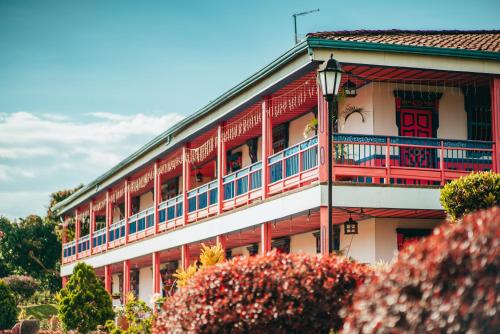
[123,260,130,302]
[181,244,190,270]
[104,265,112,294]
[261,98,271,200]
[319,206,329,255]
[152,252,161,294]
[89,201,94,255]
[260,222,271,255]
[182,145,190,225]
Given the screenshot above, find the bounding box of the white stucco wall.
[112,274,121,307]
[139,191,154,211]
[289,231,317,255]
[339,218,376,264]
[338,83,374,134]
[138,266,153,305]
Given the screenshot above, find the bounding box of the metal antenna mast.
[293,9,320,44]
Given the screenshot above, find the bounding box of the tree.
[0,280,18,329]
[440,171,500,221]
[58,262,114,333]
[0,215,61,291]
[46,185,83,223]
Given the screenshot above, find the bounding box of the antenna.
[292,9,320,44]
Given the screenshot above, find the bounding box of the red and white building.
[55,30,500,304]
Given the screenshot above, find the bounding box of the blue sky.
[1,0,499,219]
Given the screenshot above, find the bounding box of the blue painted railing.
[92,228,107,247]
[128,207,155,234]
[268,136,318,183]
[77,235,90,253]
[187,180,218,213]
[109,219,126,242]
[223,161,262,200]
[158,193,183,224]
[63,240,76,258]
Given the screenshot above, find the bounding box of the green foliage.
[0,215,61,291]
[0,280,18,329]
[2,275,39,305]
[440,171,500,221]
[106,294,153,334]
[57,263,114,333]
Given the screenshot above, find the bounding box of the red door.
[399,108,435,170]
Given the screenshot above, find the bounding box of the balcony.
[62,133,493,262]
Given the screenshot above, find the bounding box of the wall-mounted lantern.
[344,217,359,235]
[343,80,357,97]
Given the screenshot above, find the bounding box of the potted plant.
[303,117,318,139]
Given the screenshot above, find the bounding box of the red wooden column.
[104,265,112,294]
[61,218,67,263]
[123,260,130,303]
[261,97,272,199]
[153,161,161,234]
[182,144,191,225]
[75,209,80,259]
[105,190,111,250]
[217,124,226,213]
[260,222,272,255]
[62,276,68,288]
[89,201,94,255]
[124,180,130,244]
[216,234,226,252]
[152,252,161,294]
[491,78,500,172]
[317,85,331,255]
[181,244,190,270]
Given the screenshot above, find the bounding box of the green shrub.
[57,263,114,333]
[0,280,18,329]
[2,275,38,305]
[105,293,153,334]
[440,171,500,221]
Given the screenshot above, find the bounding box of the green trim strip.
[307,38,500,61]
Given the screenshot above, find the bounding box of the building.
[54,30,500,305]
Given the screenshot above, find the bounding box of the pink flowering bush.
[342,207,500,334]
[155,251,371,334]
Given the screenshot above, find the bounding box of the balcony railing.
[158,193,183,230]
[92,227,107,249]
[61,133,494,261]
[222,161,263,210]
[187,180,218,221]
[332,134,493,184]
[268,136,319,194]
[128,206,155,240]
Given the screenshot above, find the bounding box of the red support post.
[217,124,226,213]
[89,201,94,255]
[154,161,160,234]
[104,265,112,294]
[124,180,130,244]
[260,222,272,255]
[62,276,68,288]
[123,260,130,303]
[261,98,272,199]
[440,140,445,185]
[152,252,161,294]
[385,137,391,184]
[319,206,329,255]
[106,190,111,250]
[491,78,500,172]
[61,217,67,263]
[182,144,191,225]
[317,85,331,254]
[181,244,190,270]
[216,234,226,252]
[75,209,80,259]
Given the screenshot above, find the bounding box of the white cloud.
[0,110,186,218]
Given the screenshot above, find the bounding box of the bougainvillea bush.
[342,206,500,334]
[155,251,371,334]
[440,171,500,221]
[0,280,18,329]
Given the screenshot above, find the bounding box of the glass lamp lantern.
[318,54,344,100]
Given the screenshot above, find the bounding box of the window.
[396,228,431,251]
[465,86,491,142]
[272,123,289,153]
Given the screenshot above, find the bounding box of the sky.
[0,0,499,219]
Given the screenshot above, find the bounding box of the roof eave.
[306,38,500,61]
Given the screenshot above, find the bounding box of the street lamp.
[317,54,343,254]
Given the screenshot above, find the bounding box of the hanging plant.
[303,117,318,138]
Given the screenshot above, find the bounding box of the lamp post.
[317,54,343,254]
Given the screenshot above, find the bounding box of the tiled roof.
[307,30,500,53]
